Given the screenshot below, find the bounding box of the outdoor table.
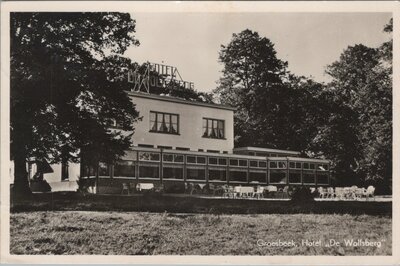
[137,183,154,191]
[234,186,254,198]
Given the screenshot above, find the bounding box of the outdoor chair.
[222,185,236,198]
[354,187,365,200]
[343,187,352,199]
[213,185,224,196]
[121,183,130,195]
[190,184,202,195]
[317,187,327,198]
[335,187,345,200]
[208,183,223,196]
[129,183,137,193]
[364,186,375,200]
[198,183,207,194]
[350,186,358,200]
[254,186,265,199]
[185,182,192,194]
[327,187,335,198]
[154,184,164,194]
[234,186,242,198]
[278,186,289,199]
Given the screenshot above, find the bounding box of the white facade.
[129,92,235,153]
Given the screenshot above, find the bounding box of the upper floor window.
[150,111,179,134]
[203,118,225,139]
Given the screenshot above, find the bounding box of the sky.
[125,12,392,93]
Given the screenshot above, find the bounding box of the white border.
[1,1,399,265]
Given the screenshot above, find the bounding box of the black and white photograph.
[0,1,398,264]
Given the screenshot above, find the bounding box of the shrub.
[290,186,315,202]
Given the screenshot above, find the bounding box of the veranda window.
[114,161,135,178]
[208,167,227,182]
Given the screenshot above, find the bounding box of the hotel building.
[79,91,331,194]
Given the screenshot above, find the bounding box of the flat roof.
[233,146,301,155]
[127,91,236,111]
[128,147,329,163]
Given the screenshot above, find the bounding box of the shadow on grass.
[10,192,392,216]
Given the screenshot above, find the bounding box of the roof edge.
[127,91,236,111]
[233,146,301,155]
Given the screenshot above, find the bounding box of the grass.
[11,192,392,215]
[10,211,391,255]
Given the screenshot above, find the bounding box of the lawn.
[10,211,391,255]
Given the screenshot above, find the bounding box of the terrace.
[80,146,331,195]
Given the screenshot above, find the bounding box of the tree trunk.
[13,149,31,198]
[95,161,99,194]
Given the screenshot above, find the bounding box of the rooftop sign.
[127,62,194,93]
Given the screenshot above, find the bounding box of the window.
[239,160,248,167]
[229,159,238,166]
[187,156,196,164]
[229,169,247,182]
[139,152,160,161]
[250,161,258,167]
[174,155,184,163]
[209,157,228,166]
[186,156,206,164]
[209,157,218,165]
[139,164,159,179]
[249,171,266,183]
[163,154,184,163]
[269,170,287,184]
[218,158,227,165]
[303,172,315,184]
[289,162,302,169]
[197,156,206,164]
[138,144,154,148]
[318,164,329,171]
[176,147,190,151]
[158,145,172,150]
[150,111,179,134]
[61,162,69,181]
[278,162,287,169]
[270,161,287,169]
[203,118,225,139]
[250,160,267,168]
[259,161,267,168]
[163,166,184,180]
[114,161,135,178]
[163,154,174,162]
[99,162,109,176]
[208,168,227,182]
[289,170,302,184]
[186,166,206,180]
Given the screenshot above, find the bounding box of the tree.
[313,18,392,191]
[10,12,141,195]
[214,29,315,151]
